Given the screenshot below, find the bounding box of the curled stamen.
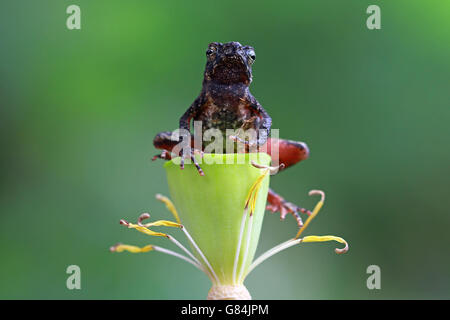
[336,245,348,254]
[295,190,325,239]
[138,213,151,226]
[119,219,129,226]
[308,189,325,202]
[302,235,349,254]
[251,160,285,175]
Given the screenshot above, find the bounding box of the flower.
[110,153,348,300]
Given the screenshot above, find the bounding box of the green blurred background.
[1,0,449,299]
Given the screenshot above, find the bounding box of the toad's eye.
[206,49,214,56]
[247,50,256,61]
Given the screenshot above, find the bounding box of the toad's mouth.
[212,58,251,84]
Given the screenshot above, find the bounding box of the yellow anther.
[295,190,325,239]
[125,221,182,238]
[244,168,269,215]
[110,244,154,253]
[141,220,182,228]
[301,235,349,254]
[156,194,181,223]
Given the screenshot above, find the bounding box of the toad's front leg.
[153,131,204,175]
[176,97,206,174]
[229,97,272,148]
